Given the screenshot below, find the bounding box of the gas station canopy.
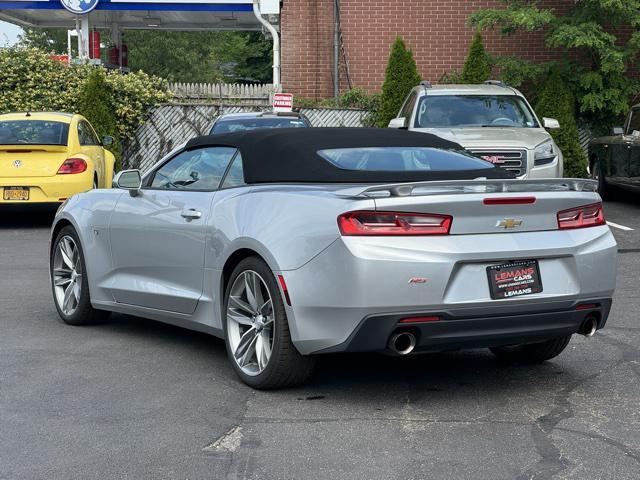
[0,0,281,85]
[0,1,278,30]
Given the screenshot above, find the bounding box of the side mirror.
[388,117,408,129]
[113,169,142,197]
[612,127,624,135]
[102,135,114,146]
[542,117,560,130]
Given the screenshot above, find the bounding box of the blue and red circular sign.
[60,0,99,14]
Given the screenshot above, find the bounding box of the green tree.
[460,31,492,83]
[534,70,587,178]
[76,69,121,162]
[376,37,422,128]
[469,1,640,127]
[18,28,70,53]
[19,28,272,84]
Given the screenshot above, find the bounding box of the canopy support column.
[77,15,90,60]
[252,0,280,90]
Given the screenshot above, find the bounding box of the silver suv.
[389,81,563,178]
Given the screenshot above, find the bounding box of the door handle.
[181,208,202,220]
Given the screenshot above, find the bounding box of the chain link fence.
[123,104,368,171]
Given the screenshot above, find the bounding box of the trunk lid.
[338,179,601,235]
[0,145,69,178]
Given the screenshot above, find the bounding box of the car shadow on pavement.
[99,313,575,400]
[0,205,57,229]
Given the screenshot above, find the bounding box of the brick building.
[280,0,572,99]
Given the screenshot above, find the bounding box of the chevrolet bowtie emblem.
[496,218,523,229]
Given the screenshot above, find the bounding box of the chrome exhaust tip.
[388,332,417,355]
[579,315,598,337]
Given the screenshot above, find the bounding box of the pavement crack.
[515,332,640,480]
[555,427,640,464]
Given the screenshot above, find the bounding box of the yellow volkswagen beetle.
[0,112,116,204]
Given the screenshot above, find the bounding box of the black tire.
[51,226,110,326]
[592,161,612,200]
[490,336,571,364]
[222,256,316,389]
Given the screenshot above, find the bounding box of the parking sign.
[273,93,294,112]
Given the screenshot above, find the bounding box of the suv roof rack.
[484,80,508,88]
[420,80,433,89]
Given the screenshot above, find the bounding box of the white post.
[79,15,90,60]
[67,29,73,61]
[252,0,280,90]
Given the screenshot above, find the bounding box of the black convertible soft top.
[185,127,513,184]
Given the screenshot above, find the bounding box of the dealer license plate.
[486,259,543,300]
[3,187,29,201]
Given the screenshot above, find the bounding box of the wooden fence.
[168,83,276,105]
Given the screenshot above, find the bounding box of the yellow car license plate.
[3,187,30,201]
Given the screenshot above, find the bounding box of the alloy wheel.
[226,270,275,376]
[52,236,83,316]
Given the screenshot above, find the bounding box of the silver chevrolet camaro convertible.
[49,128,617,389]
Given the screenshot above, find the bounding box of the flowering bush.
[0,48,170,142]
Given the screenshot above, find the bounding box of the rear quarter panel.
[208,186,375,272]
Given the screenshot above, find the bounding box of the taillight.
[338,211,452,236]
[557,202,605,230]
[57,158,87,174]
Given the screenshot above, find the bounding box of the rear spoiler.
[336,178,598,198]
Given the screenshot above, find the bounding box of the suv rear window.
[318,147,495,172]
[0,120,70,145]
[415,95,538,129]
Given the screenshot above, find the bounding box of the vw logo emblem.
[13,160,22,168]
[60,0,99,15]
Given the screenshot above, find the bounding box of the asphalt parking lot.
[1,198,639,480]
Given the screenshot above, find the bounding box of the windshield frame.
[414,94,540,129]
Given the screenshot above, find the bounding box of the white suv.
[389,81,563,178]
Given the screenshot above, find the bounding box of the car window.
[221,152,246,188]
[0,120,69,146]
[626,109,640,135]
[78,121,100,146]
[400,91,417,119]
[415,95,538,128]
[150,147,237,191]
[211,117,308,134]
[318,147,495,172]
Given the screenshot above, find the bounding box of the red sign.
[50,55,70,66]
[273,93,293,112]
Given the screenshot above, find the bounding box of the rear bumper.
[318,298,612,353]
[283,226,617,355]
[0,173,92,203]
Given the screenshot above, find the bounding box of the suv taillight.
[338,211,452,236]
[557,202,605,230]
[57,158,87,174]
